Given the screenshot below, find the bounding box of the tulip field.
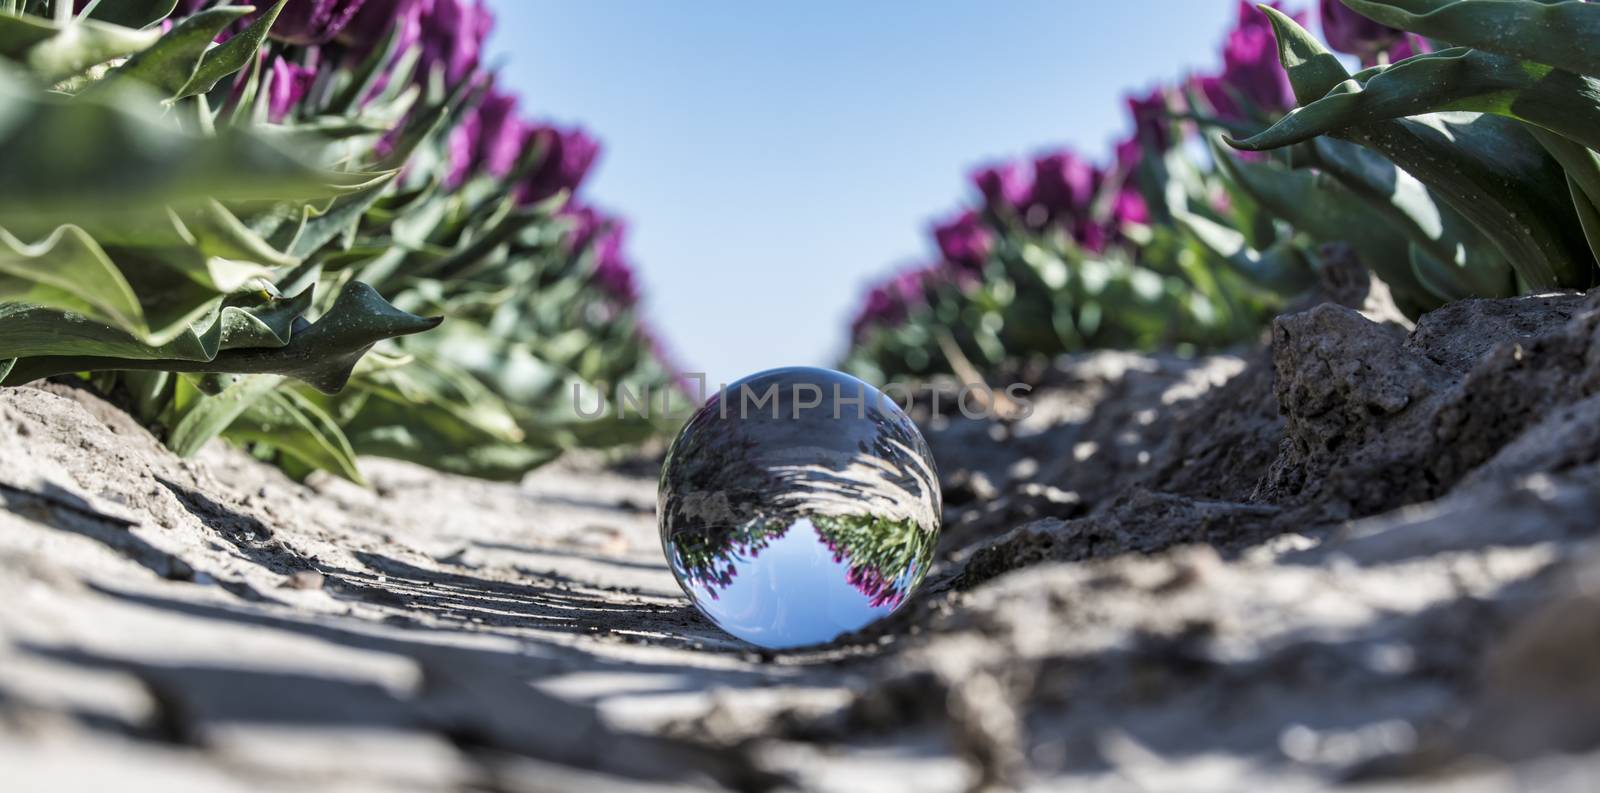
[1,0,676,483]
[843,0,1600,382]
[6,1,1600,791]
[4,0,1596,477]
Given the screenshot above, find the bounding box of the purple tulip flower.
[1220,1,1302,115]
[417,0,495,86]
[1030,150,1096,218]
[443,85,522,186]
[267,0,368,46]
[1126,87,1177,151]
[265,57,316,122]
[559,206,638,306]
[473,88,523,178]
[339,0,425,54]
[517,124,600,205]
[932,210,993,272]
[851,266,937,339]
[1112,186,1150,227]
[1320,0,1423,65]
[592,225,640,307]
[1191,73,1242,123]
[970,161,1031,212]
[444,109,480,187]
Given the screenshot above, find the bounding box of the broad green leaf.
[167,372,283,457]
[1307,137,1515,299]
[0,11,160,82]
[1234,48,1600,153]
[0,224,147,338]
[1170,208,1317,293]
[1567,173,1600,266]
[1345,114,1594,290]
[176,0,288,100]
[1260,5,1351,105]
[289,172,397,258]
[1531,127,1600,224]
[339,388,558,481]
[2,281,438,393]
[1212,139,1438,309]
[224,387,366,484]
[0,286,309,364]
[0,71,394,220]
[1241,9,1595,290]
[87,7,250,99]
[86,0,179,29]
[1341,0,1600,78]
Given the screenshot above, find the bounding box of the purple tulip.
[1220,1,1302,115]
[473,88,523,178]
[970,161,1031,211]
[851,266,935,339]
[559,206,637,306]
[592,226,639,307]
[1126,87,1176,151]
[339,0,424,53]
[1112,186,1150,227]
[1114,137,1140,173]
[517,124,600,205]
[1383,34,1423,63]
[1320,0,1419,65]
[267,0,368,46]
[443,85,521,186]
[1191,73,1243,123]
[561,204,605,253]
[1030,150,1096,218]
[417,0,495,86]
[932,210,992,272]
[265,57,316,122]
[444,109,480,188]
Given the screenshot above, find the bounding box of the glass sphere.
[658,367,942,649]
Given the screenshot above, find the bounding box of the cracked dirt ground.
[6,283,1600,792]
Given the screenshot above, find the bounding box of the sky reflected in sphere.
[658,367,941,649]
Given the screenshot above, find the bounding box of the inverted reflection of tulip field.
[666,515,935,650]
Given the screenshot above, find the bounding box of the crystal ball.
[657,366,942,649]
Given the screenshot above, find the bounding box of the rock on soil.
[5,285,1600,792]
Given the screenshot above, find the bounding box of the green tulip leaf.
[0,11,160,83]
[1171,208,1317,294]
[177,0,288,100]
[0,224,148,339]
[1307,136,1516,299]
[224,386,366,484]
[1233,48,1600,154]
[1,281,440,394]
[166,372,284,457]
[1211,138,1437,309]
[1340,0,1600,78]
[88,6,250,99]
[1241,7,1595,291]
[85,0,181,29]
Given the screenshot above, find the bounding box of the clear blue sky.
[485,1,1248,387]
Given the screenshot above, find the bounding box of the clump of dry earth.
[5,275,1600,792]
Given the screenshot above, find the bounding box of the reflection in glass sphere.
[658,367,942,649]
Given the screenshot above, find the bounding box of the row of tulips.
[0,0,677,482]
[843,0,1600,384]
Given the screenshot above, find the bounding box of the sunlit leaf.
[1340,0,1600,78]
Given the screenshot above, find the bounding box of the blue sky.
[485,1,1246,386]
